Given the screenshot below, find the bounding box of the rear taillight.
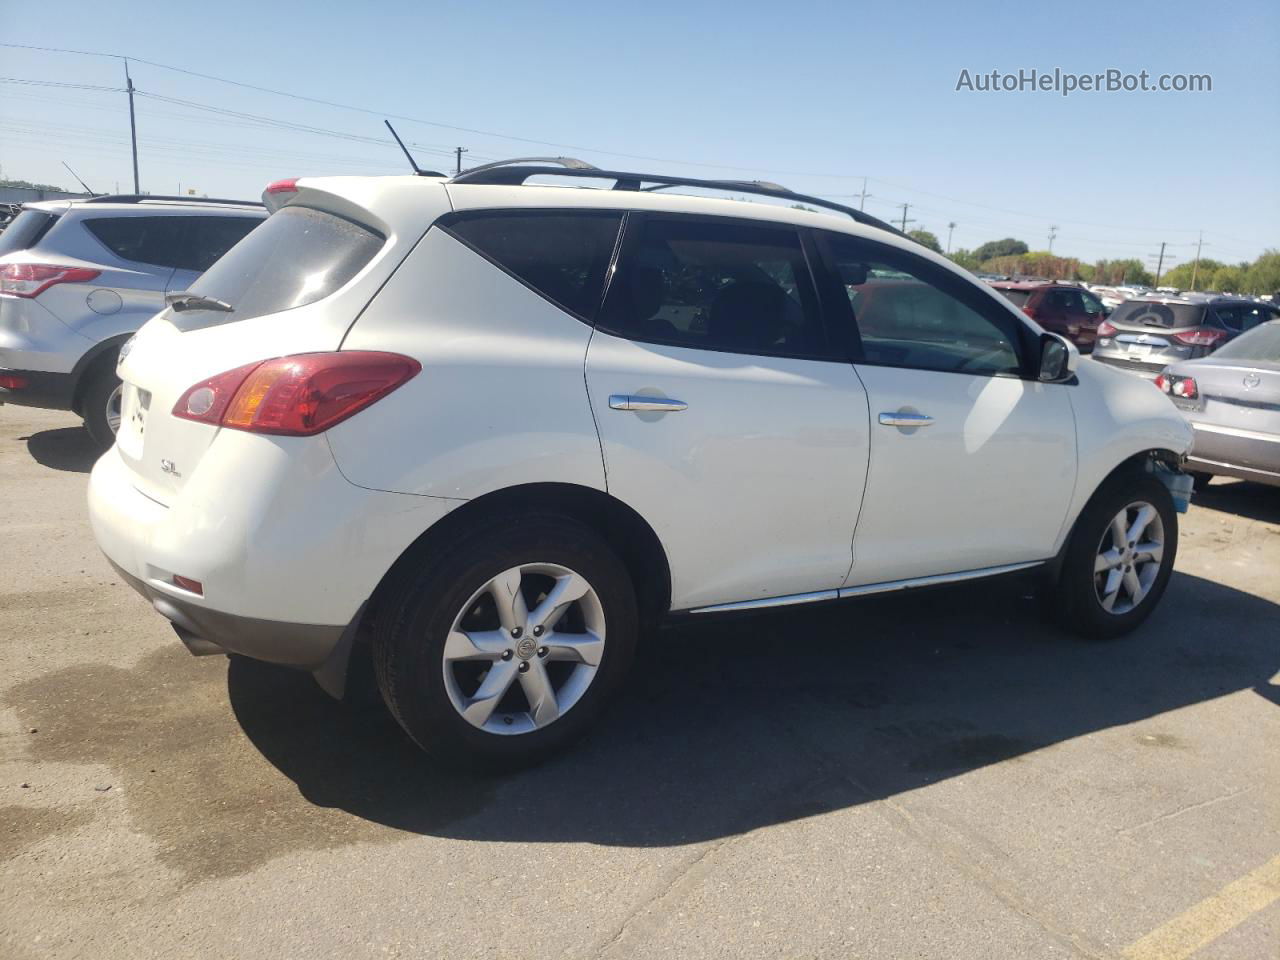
[1021,305,1039,320]
[1096,320,1117,337]
[1172,328,1227,348]
[172,352,420,436]
[1155,373,1198,399]
[0,263,101,298]
[0,374,29,390]
[265,178,299,195]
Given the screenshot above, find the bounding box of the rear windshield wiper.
[165,291,234,313]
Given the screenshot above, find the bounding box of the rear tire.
[372,514,638,770]
[81,359,122,452]
[1051,469,1178,640]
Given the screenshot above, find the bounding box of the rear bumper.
[87,431,462,667]
[109,558,346,667]
[0,367,75,409]
[1186,420,1280,487]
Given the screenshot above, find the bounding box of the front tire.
[1052,469,1178,640]
[372,515,638,770]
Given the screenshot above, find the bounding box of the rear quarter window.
[83,216,187,268]
[180,206,384,322]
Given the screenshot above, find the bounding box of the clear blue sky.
[2,0,1277,266]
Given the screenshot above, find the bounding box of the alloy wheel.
[442,562,605,735]
[1093,500,1165,615]
[105,383,123,434]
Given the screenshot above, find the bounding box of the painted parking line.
[1122,853,1280,960]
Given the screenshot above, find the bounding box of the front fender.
[1056,358,1193,548]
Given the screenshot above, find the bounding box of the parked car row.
[1,163,1215,768]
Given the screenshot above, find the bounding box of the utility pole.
[1153,242,1167,286]
[946,221,956,254]
[898,203,914,233]
[857,176,872,211]
[1048,225,1058,253]
[124,59,140,194]
[1190,231,1207,291]
[454,147,469,175]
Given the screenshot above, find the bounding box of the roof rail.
[458,156,599,178]
[448,163,905,238]
[81,194,264,208]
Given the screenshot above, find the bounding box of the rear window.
[1108,300,1205,328]
[1209,322,1280,362]
[0,210,58,257]
[997,289,1031,308]
[182,206,384,322]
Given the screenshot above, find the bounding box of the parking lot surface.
[2,406,1277,960]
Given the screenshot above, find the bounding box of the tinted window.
[1081,290,1104,314]
[443,211,622,321]
[1044,288,1079,312]
[599,217,829,359]
[1212,305,1243,331]
[1109,300,1205,328]
[181,206,383,322]
[177,216,261,272]
[1239,305,1269,332]
[84,216,187,268]
[824,234,1023,376]
[0,210,58,256]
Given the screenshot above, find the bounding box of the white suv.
[87,163,1194,768]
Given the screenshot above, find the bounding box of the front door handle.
[878,412,934,427]
[609,394,688,413]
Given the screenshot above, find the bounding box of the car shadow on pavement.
[24,426,97,473]
[227,570,1279,847]
[1192,479,1280,524]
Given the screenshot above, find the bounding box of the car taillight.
[265,178,299,195]
[1096,320,1117,337]
[1155,373,1198,399]
[0,374,29,389]
[1172,328,1227,348]
[1021,305,1039,320]
[0,263,101,298]
[172,352,420,436]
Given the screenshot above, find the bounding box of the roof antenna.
[383,121,445,177]
[62,161,98,196]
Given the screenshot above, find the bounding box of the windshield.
[0,210,57,257]
[1208,322,1280,362]
[181,206,383,322]
[1108,300,1205,328]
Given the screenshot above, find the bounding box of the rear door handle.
[878,412,934,427]
[609,394,688,413]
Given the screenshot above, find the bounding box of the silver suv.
[1092,294,1278,380]
[0,195,265,446]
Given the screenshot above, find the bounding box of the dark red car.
[989,281,1107,350]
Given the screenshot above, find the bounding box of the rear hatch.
[1103,299,1209,364]
[113,198,393,505]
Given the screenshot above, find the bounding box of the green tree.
[947,248,981,270]
[1244,250,1280,295]
[972,238,1028,261]
[1158,259,1223,291]
[1209,265,1245,293]
[907,229,942,253]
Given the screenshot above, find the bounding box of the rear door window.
[84,216,187,268]
[441,211,622,322]
[181,206,384,321]
[1212,305,1243,331]
[597,215,832,359]
[176,216,261,272]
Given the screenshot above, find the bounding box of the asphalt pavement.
[2,406,1277,959]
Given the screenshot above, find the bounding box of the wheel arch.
[365,481,672,637]
[1048,446,1184,577]
[68,333,131,415]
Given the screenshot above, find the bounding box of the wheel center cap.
[515,637,537,660]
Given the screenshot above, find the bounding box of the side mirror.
[1039,332,1078,383]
